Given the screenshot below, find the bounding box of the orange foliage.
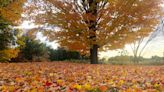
[0,0,26,24]
[27,0,164,54]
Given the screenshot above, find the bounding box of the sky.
[18,4,164,59]
[100,36,164,58]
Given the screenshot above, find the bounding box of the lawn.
[0,62,163,92]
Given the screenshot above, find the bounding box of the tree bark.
[90,44,98,64]
[84,0,98,64]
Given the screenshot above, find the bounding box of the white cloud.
[16,21,38,30]
[162,3,164,7]
[36,32,59,49]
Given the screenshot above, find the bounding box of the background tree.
[0,18,13,50]
[0,22,26,62]
[0,0,26,62]
[20,37,49,61]
[163,50,164,61]
[0,17,20,62]
[151,55,162,62]
[130,19,164,63]
[0,0,26,24]
[27,0,163,64]
[48,47,81,61]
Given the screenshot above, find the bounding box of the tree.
[0,0,26,24]
[0,0,27,48]
[161,19,164,35]
[0,19,20,62]
[28,0,163,64]
[130,19,164,63]
[0,0,26,47]
[21,37,49,61]
[0,0,27,62]
[130,32,155,63]
[151,55,162,62]
[163,50,164,61]
[0,21,26,62]
[0,16,20,62]
[0,18,13,50]
[118,49,129,56]
[48,47,66,61]
[48,47,81,61]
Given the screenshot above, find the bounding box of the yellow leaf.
[31,88,37,92]
[84,83,91,90]
[74,84,82,90]
[154,83,160,88]
[118,80,124,86]
[8,85,15,91]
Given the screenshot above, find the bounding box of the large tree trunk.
[90,44,98,64]
[87,0,98,64]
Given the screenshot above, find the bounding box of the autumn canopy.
[0,0,26,61]
[26,0,163,64]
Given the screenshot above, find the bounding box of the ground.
[0,62,163,92]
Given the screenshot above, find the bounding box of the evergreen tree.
[21,37,49,61]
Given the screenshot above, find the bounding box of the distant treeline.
[9,37,88,62]
[0,28,163,65]
[101,55,164,65]
[48,48,82,61]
